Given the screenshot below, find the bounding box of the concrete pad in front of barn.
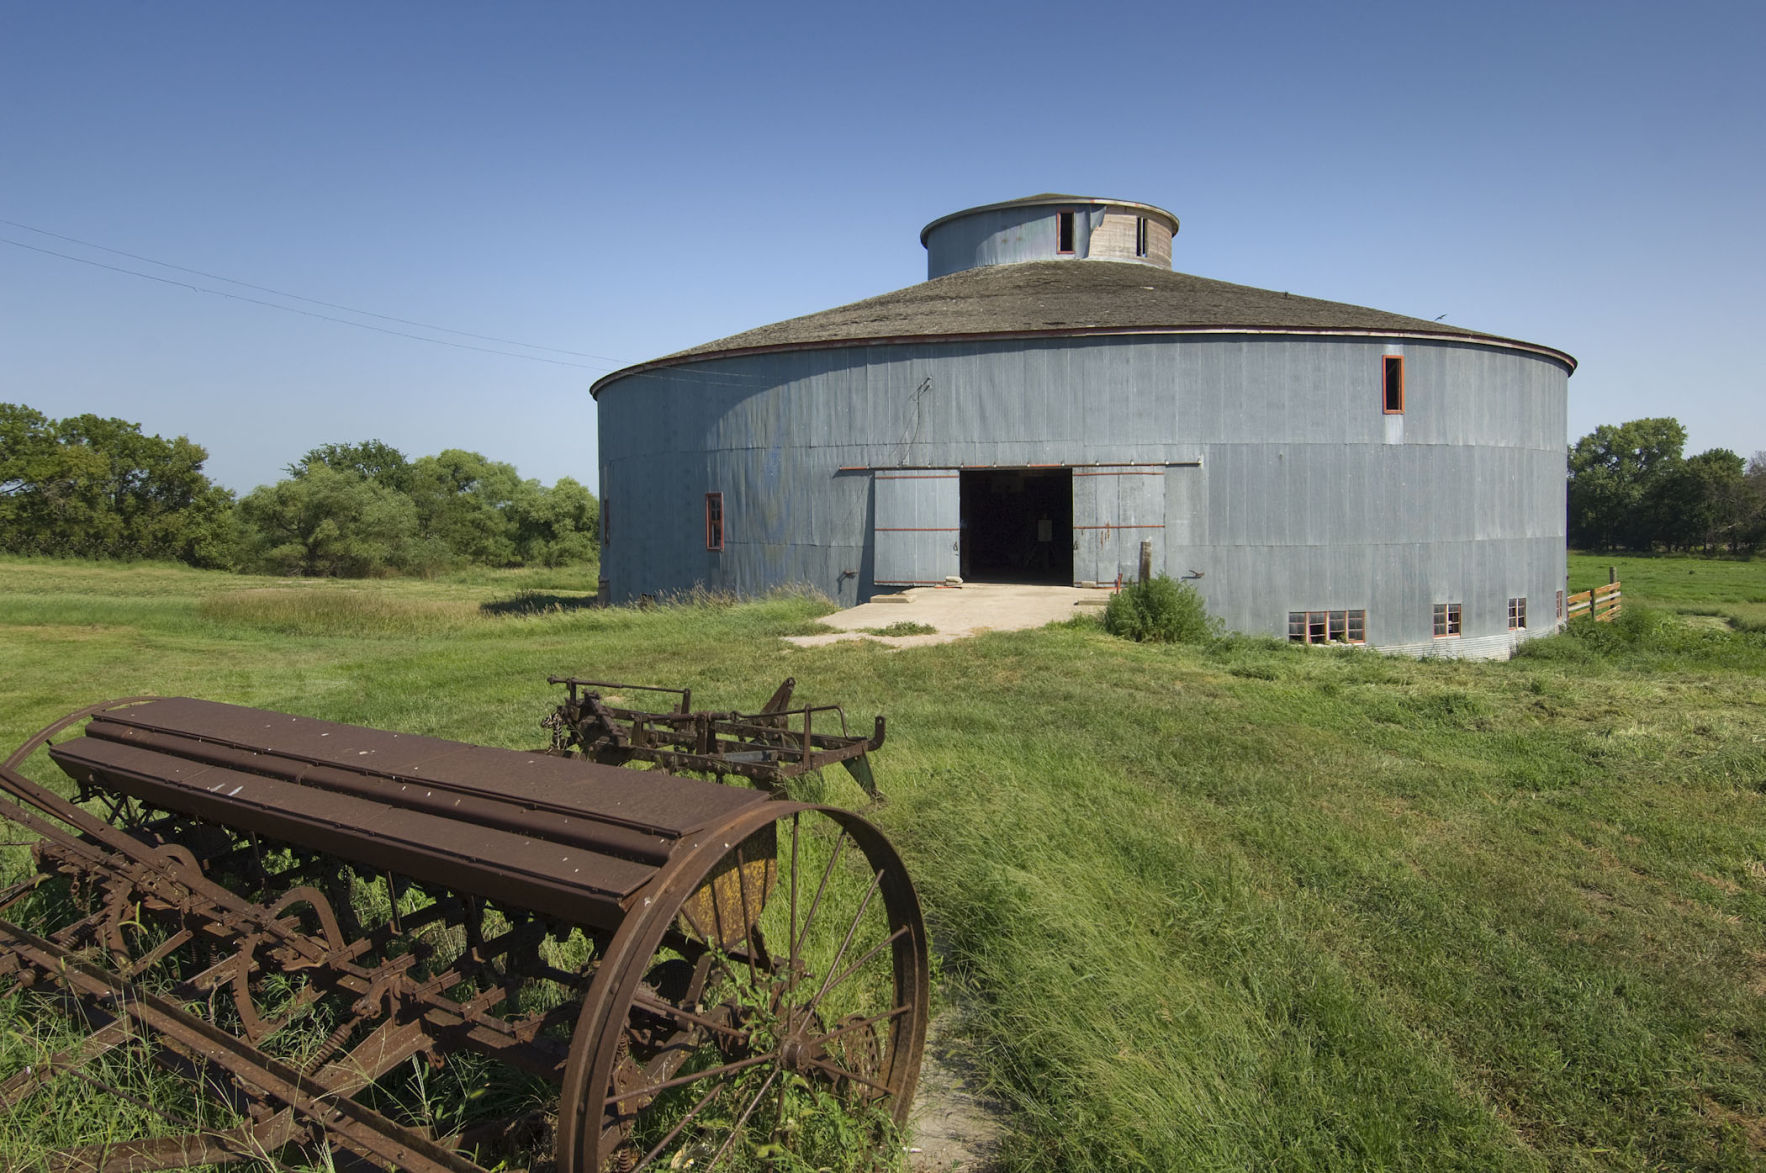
[785,583,1111,649]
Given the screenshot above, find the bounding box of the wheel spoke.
[733,840,758,990]
[787,813,799,985]
[808,867,884,1010]
[808,924,910,1015]
[804,1055,893,1097]
[629,1075,732,1171]
[815,1000,913,1046]
[605,1051,774,1109]
[630,991,747,1042]
[791,827,847,960]
[704,1066,779,1168]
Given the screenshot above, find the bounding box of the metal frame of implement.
[0,695,928,1172]
[543,676,886,797]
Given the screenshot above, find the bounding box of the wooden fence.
[1566,580,1622,623]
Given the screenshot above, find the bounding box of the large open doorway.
[959,468,1073,584]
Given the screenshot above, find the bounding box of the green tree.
[509,475,600,566]
[0,403,237,567]
[237,464,420,577]
[0,404,57,495]
[1741,453,1766,552]
[288,439,412,493]
[1567,418,1687,550]
[409,449,522,566]
[1650,448,1746,553]
[239,439,598,576]
[0,404,61,543]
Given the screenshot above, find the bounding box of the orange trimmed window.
[705,492,723,551]
[1056,211,1076,254]
[1288,609,1366,645]
[1432,602,1462,637]
[1508,596,1527,630]
[1383,355,1405,413]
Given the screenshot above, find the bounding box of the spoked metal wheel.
[558,803,929,1172]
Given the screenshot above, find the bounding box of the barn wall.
[924,206,1097,277]
[597,333,1569,652]
[1086,211,1174,267]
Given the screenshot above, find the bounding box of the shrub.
[1102,574,1219,644]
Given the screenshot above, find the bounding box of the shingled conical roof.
[592,260,1574,396]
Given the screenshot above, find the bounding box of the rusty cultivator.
[542,677,886,799]
[0,695,928,1172]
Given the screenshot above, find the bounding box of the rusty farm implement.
[541,676,885,798]
[0,689,927,1171]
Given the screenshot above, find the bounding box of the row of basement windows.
[1290,595,1551,645]
[703,497,1551,643]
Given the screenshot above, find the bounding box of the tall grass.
[200,588,484,635]
[2,553,1765,1170]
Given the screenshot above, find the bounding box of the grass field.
[2,553,1765,1171]
[1570,552,1766,631]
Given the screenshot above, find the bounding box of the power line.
[4,222,788,389]
[0,216,627,363]
[2,236,609,370]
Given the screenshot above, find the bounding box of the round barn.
[592,194,1575,657]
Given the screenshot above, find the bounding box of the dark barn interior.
[960,468,1073,584]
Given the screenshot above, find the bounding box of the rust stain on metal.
[0,689,927,1172]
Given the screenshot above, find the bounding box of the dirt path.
[906,993,1010,1171]
[786,583,1108,650]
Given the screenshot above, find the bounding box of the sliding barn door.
[1072,465,1166,584]
[873,469,959,587]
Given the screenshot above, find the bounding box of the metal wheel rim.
[556,801,929,1172]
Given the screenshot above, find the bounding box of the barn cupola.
[920,194,1179,279]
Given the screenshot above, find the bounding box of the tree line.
[1,404,598,576]
[1567,418,1766,553]
[8,402,1762,573]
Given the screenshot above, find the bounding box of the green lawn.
[1569,551,1766,629]
[2,554,1764,1171]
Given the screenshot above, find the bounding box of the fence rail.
[1566,580,1622,623]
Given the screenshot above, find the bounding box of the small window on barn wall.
[1383,355,1405,414]
[705,493,724,552]
[1508,596,1527,630]
[1288,609,1366,645]
[1134,217,1149,258]
[1433,602,1462,637]
[1056,211,1076,255]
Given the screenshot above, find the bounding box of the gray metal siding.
[1073,466,1166,585]
[598,333,1569,654]
[925,206,1103,278]
[874,470,960,586]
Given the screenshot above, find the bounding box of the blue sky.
[4,1,1761,494]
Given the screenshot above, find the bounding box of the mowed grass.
[1570,551,1766,630]
[1,553,1765,1170]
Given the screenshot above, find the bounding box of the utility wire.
[0,216,625,362]
[2,236,610,370]
[4,222,783,389]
